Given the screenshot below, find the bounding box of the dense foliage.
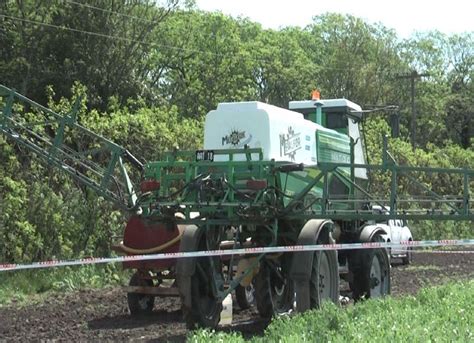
[0,1,472,263]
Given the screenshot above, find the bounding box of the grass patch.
[0,264,130,307]
[411,221,473,240]
[405,265,443,272]
[189,280,474,342]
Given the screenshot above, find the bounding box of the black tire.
[182,233,223,330]
[235,283,255,310]
[295,240,339,312]
[401,245,412,265]
[386,240,392,265]
[255,259,294,319]
[349,236,391,301]
[127,272,155,316]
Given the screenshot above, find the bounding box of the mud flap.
[359,225,387,243]
[290,219,334,282]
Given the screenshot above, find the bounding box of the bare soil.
[0,249,472,342]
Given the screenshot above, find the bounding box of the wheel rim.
[273,278,293,313]
[128,272,154,315]
[245,284,255,304]
[137,296,153,310]
[318,251,332,301]
[185,229,224,328]
[274,282,285,297]
[369,251,388,298]
[193,256,222,322]
[269,264,294,313]
[349,238,391,301]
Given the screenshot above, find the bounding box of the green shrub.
[412,220,473,240]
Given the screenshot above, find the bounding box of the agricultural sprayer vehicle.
[0,84,472,329]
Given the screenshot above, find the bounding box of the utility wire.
[0,13,401,76]
[62,0,173,24]
[1,14,210,54]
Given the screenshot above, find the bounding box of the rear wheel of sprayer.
[127,272,155,316]
[182,231,223,329]
[255,258,294,319]
[350,235,391,300]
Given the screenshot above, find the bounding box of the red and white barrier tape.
[409,250,474,254]
[1,239,473,272]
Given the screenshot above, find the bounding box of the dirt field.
[1,249,473,342]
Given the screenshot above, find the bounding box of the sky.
[196,0,474,38]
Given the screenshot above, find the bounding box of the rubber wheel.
[401,245,412,265]
[235,283,255,310]
[127,272,155,316]
[309,250,339,308]
[295,246,339,312]
[255,260,294,319]
[386,240,392,265]
[182,233,223,329]
[349,236,391,301]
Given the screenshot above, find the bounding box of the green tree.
[0,0,181,109]
[445,33,473,148]
[146,11,259,118]
[307,14,406,105]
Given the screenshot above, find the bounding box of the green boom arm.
[0,84,142,211]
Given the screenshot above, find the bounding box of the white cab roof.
[216,101,303,119]
[289,99,362,112]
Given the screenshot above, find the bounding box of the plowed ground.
[1,249,472,342]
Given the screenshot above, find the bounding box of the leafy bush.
[411,221,473,240]
[0,84,203,264]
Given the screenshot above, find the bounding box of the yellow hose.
[119,230,184,254]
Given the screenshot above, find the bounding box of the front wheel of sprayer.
[127,271,155,316]
[255,259,294,319]
[350,235,391,300]
[178,227,223,330]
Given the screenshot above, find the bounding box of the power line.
[0,13,399,76]
[62,0,173,25]
[0,14,214,55]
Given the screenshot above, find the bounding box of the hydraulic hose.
[118,230,184,254]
